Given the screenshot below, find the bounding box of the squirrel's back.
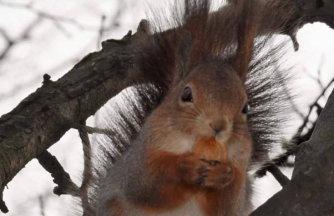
[81,0,292,215]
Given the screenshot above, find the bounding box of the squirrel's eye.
[181,87,193,102]
[242,102,249,114]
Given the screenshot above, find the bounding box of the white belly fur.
[156,197,203,216]
[128,197,204,216]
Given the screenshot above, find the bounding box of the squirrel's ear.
[174,31,193,85]
[233,0,258,82]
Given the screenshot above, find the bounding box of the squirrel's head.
[177,63,249,143]
[147,60,251,154]
[145,0,257,154]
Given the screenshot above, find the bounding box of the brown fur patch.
[195,166,245,216]
[105,198,125,215]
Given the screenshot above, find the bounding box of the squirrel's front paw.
[197,158,234,188]
[178,154,234,188]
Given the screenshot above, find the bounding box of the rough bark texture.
[0,0,334,214]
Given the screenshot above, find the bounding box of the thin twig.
[36,151,80,197]
[0,1,119,32]
[38,196,45,216]
[79,121,93,214]
[0,193,8,213]
[298,78,334,134]
[255,78,333,179]
[0,17,43,62]
[97,15,106,50]
[68,119,113,135]
[267,165,290,187]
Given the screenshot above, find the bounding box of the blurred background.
[0,0,333,215]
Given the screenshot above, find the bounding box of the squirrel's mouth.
[214,131,230,144]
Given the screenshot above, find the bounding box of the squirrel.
[82,0,292,215]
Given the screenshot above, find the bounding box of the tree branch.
[37,150,80,196]
[0,23,150,212]
[78,122,93,215]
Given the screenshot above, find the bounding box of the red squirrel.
[84,0,291,215]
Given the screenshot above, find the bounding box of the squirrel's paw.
[197,158,234,188]
[178,154,233,188]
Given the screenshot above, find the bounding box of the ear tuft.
[234,0,259,82]
[174,31,193,84]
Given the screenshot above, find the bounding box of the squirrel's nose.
[210,122,223,134]
[209,117,228,135]
[209,117,230,143]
